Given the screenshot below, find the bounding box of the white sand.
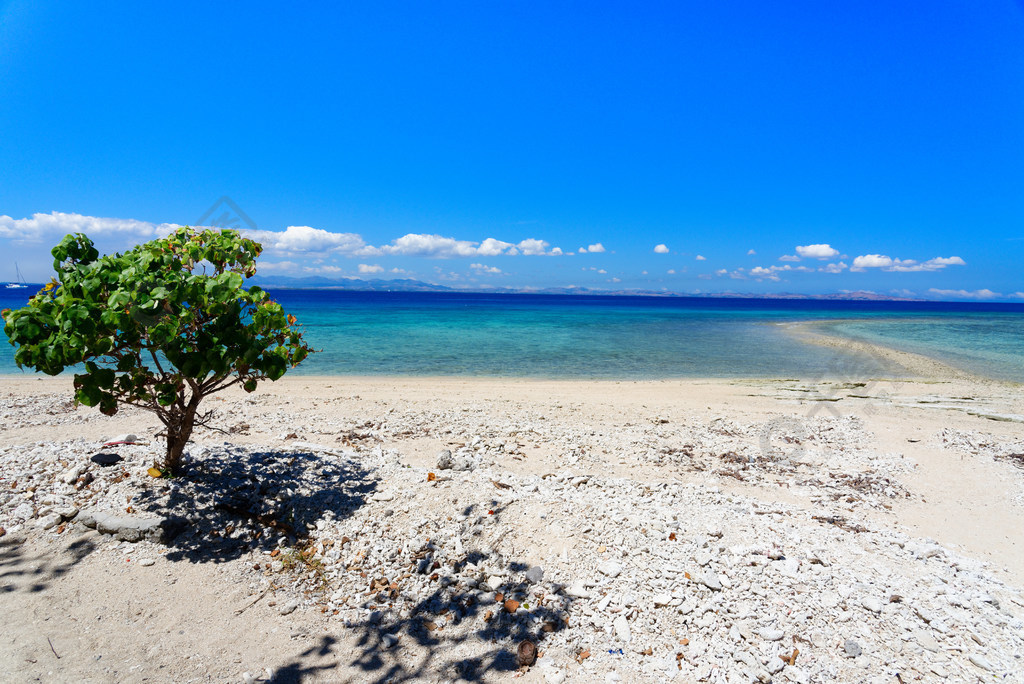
[1,356,1023,682]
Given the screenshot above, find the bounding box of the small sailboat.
[5,263,28,289]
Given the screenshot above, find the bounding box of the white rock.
[758,627,785,641]
[914,630,940,652]
[700,570,723,591]
[138,558,156,567]
[652,593,672,607]
[598,560,623,578]
[544,670,566,684]
[565,583,592,599]
[613,615,631,642]
[38,513,62,530]
[968,654,995,671]
[486,575,504,591]
[61,465,86,484]
[861,596,883,614]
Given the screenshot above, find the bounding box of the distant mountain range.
[250,275,919,301]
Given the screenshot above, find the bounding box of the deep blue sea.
[3,288,1023,381]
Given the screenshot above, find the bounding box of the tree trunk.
[163,401,199,474]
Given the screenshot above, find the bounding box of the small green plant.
[2,227,313,474]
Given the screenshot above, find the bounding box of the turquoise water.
[3,289,1023,381]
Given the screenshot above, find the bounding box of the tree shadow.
[134,445,376,563]
[269,636,342,683]
[343,547,573,683]
[0,532,97,594]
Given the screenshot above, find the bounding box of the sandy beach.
[2,352,1023,682]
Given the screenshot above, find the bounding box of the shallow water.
[3,289,1022,381]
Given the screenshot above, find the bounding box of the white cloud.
[357,263,384,274]
[749,266,781,282]
[695,255,706,261]
[796,243,839,259]
[477,237,516,256]
[667,269,676,275]
[247,225,368,256]
[377,233,482,258]
[1,212,572,264]
[778,254,800,262]
[654,244,669,254]
[610,277,621,283]
[586,243,606,253]
[254,260,301,273]
[517,238,552,256]
[851,254,894,271]
[929,256,966,267]
[747,249,756,255]
[641,270,648,275]
[0,211,179,243]
[715,269,728,276]
[819,262,848,274]
[470,263,502,274]
[928,288,999,299]
[367,233,563,258]
[1015,292,1024,299]
[851,254,966,272]
[390,267,410,275]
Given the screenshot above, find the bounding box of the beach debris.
[517,639,537,666]
[102,434,140,446]
[90,452,122,466]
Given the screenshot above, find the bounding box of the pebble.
[138,558,156,567]
[597,560,623,578]
[278,599,299,616]
[758,627,785,641]
[525,566,544,584]
[436,450,453,470]
[844,640,863,658]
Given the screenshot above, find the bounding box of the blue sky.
[1,1,1022,299]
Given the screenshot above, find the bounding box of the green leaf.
[4,226,312,472]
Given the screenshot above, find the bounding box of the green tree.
[2,227,313,474]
